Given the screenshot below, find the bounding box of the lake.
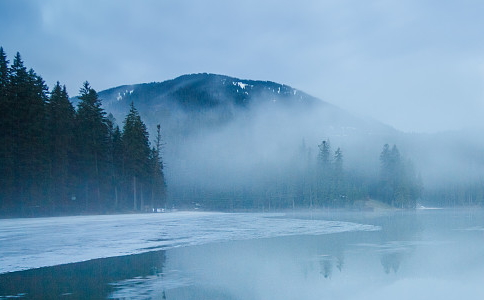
[1,209,484,299]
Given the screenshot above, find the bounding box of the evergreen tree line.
[298,140,421,209]
[170,140,422,210]
[0,49,165,216]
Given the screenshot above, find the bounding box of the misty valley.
[2,48,484,299]
[2,50,484,217]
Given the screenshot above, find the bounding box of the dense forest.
[0,48,166,217]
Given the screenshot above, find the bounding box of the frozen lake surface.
[0,212,378,274]
[1,209,484,299]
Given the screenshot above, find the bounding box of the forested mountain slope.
[93,74,407,209]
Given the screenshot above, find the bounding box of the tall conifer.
[110,124,123,209]
[122,102,151,210]
[5,53,49,212]
[75,82,110,210]
[0,47,11,211]
[47,82,76,210]
[317,139,332,206]
[150,124,166,210]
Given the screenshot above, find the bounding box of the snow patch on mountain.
[116,89,135,101]
[233,81,251,90]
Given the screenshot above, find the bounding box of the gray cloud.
[1,0,484,132]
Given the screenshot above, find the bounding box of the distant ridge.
[91,73,395,139]
[98,73,322,113]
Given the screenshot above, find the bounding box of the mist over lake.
[1,209,484,299]
[3,1,484,299]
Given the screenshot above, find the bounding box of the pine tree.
[0,47,14,211]
[5,53,49,213]
[0,47,12,212]
[317,139,332,206]
[0,48,8,106]
[333,147,345,206]
[318,140,331,166]
[108,118,124,210]
[47,82,76,211]
[27,69,50,209]
[8,53,30,211]
[149,124,166,210]
[379,144,393,205]
[75,82,110,210]
[122,102,151,211]
[378,144,419,208]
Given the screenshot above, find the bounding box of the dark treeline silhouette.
[0,48,166,216]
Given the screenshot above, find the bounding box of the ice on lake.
[0,212,378,274]
[1,209,484,299]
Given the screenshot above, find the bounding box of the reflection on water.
[0,251,165,299]
[2,209,484,299]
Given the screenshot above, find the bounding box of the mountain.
[74,73,484,208]
[96,73,396,141]
[100,73,320,112]
[95,73,400,172]
[88,73,403,207]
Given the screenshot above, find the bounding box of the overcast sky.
[1,0,484,133]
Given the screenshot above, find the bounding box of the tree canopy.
[0,49,166,216]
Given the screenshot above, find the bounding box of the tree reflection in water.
[0,250,165,299]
